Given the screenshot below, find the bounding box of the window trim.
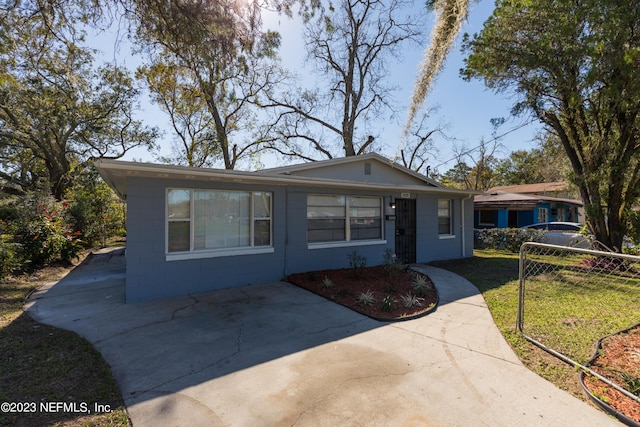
[307,194,384,247]
[167,246,274,261]
[308,239,387,250]
[166,188,273,260]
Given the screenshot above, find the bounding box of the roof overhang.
[95,159,480,200]
[474,191,583,207]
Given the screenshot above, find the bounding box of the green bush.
[626,209,640,246]
[65,169,125,247]
[474,228,545,252]
[14,193,81,268]
[623,246,640,256]
[0,197,24,277]
[0,223,21,277]
[0,169,124,277]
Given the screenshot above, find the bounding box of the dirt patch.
[583,325,640,423]
[287,265,437,321]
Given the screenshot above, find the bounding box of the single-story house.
[96,154,478,302]
[474,182,584,229]
[488,182,576,199]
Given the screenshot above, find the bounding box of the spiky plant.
[412,274,430,297]
[358,290,375,306]
[400,293,424,308]
[320,276,334,289]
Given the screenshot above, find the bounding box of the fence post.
[517,242,528,333]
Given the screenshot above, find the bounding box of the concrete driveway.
[25,248,619,426]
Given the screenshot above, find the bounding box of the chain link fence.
[518,242,640,404]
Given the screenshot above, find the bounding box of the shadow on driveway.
[25,248,619,427]
[25,248,386,424]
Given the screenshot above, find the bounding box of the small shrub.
[623,246,640,256]
[348,250,367,277]
[400,293,423,308]
[320,276,334,289]
[13,193,82,268]
[381,294,395,312]
[0,217,23,277]
[0,238,21,278]
[412,274,430,297]
[382,248,405,275]
[358,290,375,306]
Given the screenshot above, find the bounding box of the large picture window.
[167,189,272,254]
[438,199,453,235]
[307,194,382,243]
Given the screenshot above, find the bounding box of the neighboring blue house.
[474,183,583,229]
[97,154,478,302]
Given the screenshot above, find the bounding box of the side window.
[438,199,453,236]
[167,189,191,252]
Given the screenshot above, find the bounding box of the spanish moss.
[403,0,468,137]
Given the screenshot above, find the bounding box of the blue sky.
[93,0,543,173]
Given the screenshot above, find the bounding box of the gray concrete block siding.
[97,154,477,302]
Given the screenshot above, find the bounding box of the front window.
[349,197,382,240]
[307,194,382,243]
[167,189,272,253]
[438,199,453,235]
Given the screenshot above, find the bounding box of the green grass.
[520,250,640,363]
[432,248,640,400]
[0,260,129,427]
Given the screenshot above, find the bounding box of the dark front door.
[395,198,416,264]
[508,210,518,228]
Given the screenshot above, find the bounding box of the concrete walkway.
[25,248,620,426]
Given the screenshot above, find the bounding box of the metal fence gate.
[518,242,640,404]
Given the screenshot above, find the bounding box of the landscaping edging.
[579,323,640,427]
[286,265,439,322]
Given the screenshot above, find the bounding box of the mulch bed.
[287,265,437,321]
[582,325,640,424]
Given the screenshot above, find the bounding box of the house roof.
[487,182,568,195]
[96,156,479,200]
[474,190,583,208]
